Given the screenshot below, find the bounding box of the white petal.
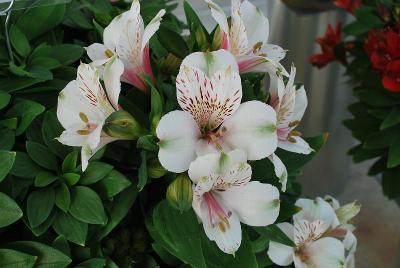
[294,198,338,229]
[278,136,313,155]
[57,130,87,147]
[142,9,166,52]
[239,0,269,50]
[57,80,104,131]
[268,223,295,266]
[343,226,357,254]
[195,139,220,156]
[229,1,249,56]
[188,149,247,183]
[103,57,124,110]
[260,44,286,62]
[176,64,242,131]
[219,181,280,226]
[269,153,288,192]
[294,220,327,246]
[86,43,110,63]
[180,50,239,78]
[103,10,131,51]
[205,0,229,35]
[304,237,345,268]
[292,86,308,123]
[202,208,242,255]
[156,111,200,173]
[221,101,278,160]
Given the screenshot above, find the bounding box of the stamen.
[105,49,114,58]
[204,192,231,232]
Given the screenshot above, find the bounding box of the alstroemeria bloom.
[156,50,278,173]
[294,197,359,268]
[189,149,280,254]
[205,0,286,75]
[310,23,342,68]
[268,219,345,268]
[268,66,312,191]
[333,0,361,14]
[57,58,124,171]
[86,0,165,92]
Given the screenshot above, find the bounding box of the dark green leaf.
[0,151,16,182]
[388,138,400,168]
[137,135,158,152]
[80,162,113,185]
[0,91,11,109]
[26,141,58,171]
[0,248,36,268]
[382,169,400,199]
[381,108,400,130]
[55,183,70,213]
[138,151,148,191]
[255,225,295,247]
[6,100,45,136]
[70,186,107,225]
[50,44,84,65]
[34,171,57,187]
[157,26,189,59]
[9,25,31,57]
[149,86,163,133]
[94,170,131,199]
[10,152,42,179]
[29,210,56,237]
[76,258,106,268]
[42,111,70,159]
[0,129,15,150]
[53,212,88,246]
[7,241,71,268]
[62,151,79,173]
[63,173,81,186]
[0,192,23,228]
[52,236,71,257]
[27,188,55,228]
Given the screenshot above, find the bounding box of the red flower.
[333,0,361,14]
[382,60,400,92]
[310,23,342,68]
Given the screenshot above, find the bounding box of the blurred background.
[175,1,400,267]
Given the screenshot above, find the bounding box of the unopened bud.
[103,111,147,140]
[160,53,182,74]
[194,25,209,52]
[166,174,193,213]
[147,158,167,179]
[336,202,361,224]
[211,26,222,51]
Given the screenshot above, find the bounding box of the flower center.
[203,191,232,232]
[203,126,227,150]
[76,112,98,136]
[295,244,311,263]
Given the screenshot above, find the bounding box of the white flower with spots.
[205,0,286,75]
[268,66,313,191]
[156,50,278,173]
[189,149,280,254]
[57,57,124,171]
[86,0,165,92]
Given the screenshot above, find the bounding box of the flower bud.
[103,110,147,140]
[166,174,193,213]
[147,158,167,179]
[211,26,222,51]
[336,202,361,224]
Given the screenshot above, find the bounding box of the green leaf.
[0,192,23,228]
[0,151,16,182]
[0,129,15,150]
[149,86,163,133]
[6,100,45,136]
[146,200,207,268]
[342,21,369,35]
[55,183,70,213]
[29,210,56,237]
[42,111,70,158]
[95,186,138,241]
[34,171,57,187]
[26,141,58,171]
[62,173,81,186]
[355,89,400,107]
[354,8,384,29]
[382,169,400,199]
[30,57,61,70]
[53,213,88,246]
[255,224,296,247]
[16,3,66,40]
[62,151,79,173]
[76,258,106,268]
[364,127,399,149]
[80,162,113,185]
[388,138,400,168]
[137,135,158,152]
[0,91,11,109]
[70,186,107,225]
[50,44,84,65]
[202,232,257,268]
[138,151,148,191]
[0,248,36,268]
[52,236,71,257]
[381,108,400,130]
[27,188,55,228]
[157,26,189,59]
[9,25,31,57]
[10,152,42,179]
[183,0,210,51]
[7,241,71,268]
[94,170,131,199]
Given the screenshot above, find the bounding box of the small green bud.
[336,202,361,224]
[147,158,167,179]
[103,110,147,140]
[160,53,182,74]
[211,26,222,51]
[166,174,193,213]
[194,25,209,52]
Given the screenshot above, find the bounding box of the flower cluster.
[55,0,358,262]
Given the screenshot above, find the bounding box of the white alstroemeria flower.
[86,0,165,92]
[295,197,360,268]
[205,0,286,75]
[268,66,313,191]
[156,50,278,173]
[268,219,345,268]
[189,149,280,254]
[57,57,124,171]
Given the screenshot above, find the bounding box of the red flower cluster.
[364,28,400,92]
[310,23,342,68]
[333,0,361,14]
